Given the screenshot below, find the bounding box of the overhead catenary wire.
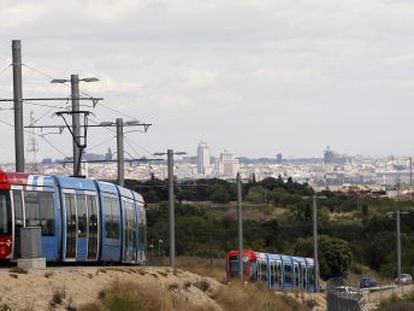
[0,63,11,78]
[0,117,68,158]
[22,63,56,81]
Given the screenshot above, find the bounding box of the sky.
[1,0,414,162]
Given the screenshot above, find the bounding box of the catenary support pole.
[237,173,244,280]
[168,149,175,269]
[397,209,401,280]
[313,195,319,291]
[12,40,24,172]
[116,118,124,187]
[71,74,81,176]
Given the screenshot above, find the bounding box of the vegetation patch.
[378,292,414,311]
[211,282,305,311]
[80,281,171,311]
[9,267,28,274]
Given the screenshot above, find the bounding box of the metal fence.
[326,278,414,311]
[326,278,366,311]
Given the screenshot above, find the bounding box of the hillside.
[0,266,221,311]
[0,264,326,311]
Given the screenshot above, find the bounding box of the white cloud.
[184,68,219,88]
[156,93,194,110]
[87,75,144,95]
[387,53,414,65]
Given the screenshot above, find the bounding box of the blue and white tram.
[226,249,317,292]
[0,171,146,264]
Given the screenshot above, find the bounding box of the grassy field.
[75,256,324,311]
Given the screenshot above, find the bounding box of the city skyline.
[1,1,414,162]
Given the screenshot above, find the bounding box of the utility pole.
[71,74,81,177]
[168,149,175,269]
[12,39,24,172]
[388,209,409,281]
[116,118,124,187]
[313,195,319,291]
[153,149,186,269]
[410,157,413,188]
[237,172,244,280]
[397,209,401,280]
[51,75,99,176]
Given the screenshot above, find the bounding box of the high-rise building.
[219,150,237,178]
[276,153,283,164]
[197,141,210,176]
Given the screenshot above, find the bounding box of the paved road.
[360,283,414,309]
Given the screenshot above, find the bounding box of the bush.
[212,282,305,311]
[295,235,352,279]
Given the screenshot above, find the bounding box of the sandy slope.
[0,266,222,311]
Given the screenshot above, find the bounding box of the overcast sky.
[1,0,414,162]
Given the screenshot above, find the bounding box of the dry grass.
[211,281,306,311]
[79,280,216,311]
[80,280,172,311]
[175,256,227,283]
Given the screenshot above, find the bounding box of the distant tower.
[197,141,210,176]
[324,146,334,164]
[26,111,40,172]
[105,147,113,160]
[219,150,236,178]
[276,153,283,164]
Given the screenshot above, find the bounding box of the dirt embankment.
[0,266,222,311]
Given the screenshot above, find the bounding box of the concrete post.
[12,40,24,172]
[313,195,319,291]
[168,149,175,269]
[70,74,81,176]
[116,118,124,187]
[237,173,244,280]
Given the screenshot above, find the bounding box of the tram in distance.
[0,170,147,264]
[226,250,317,292]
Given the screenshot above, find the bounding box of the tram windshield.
[0,191,11,236]
[229,255,249,278]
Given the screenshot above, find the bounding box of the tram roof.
[0,170,55,189]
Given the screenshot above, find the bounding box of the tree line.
[124,176,414,280]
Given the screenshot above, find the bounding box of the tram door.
[294,263,300,288]
[76,194,87,261]
[87,195,98,260]
[300,264,307,290]
[64,193,77,260]
[270,262,276,288]
[122,200,136,263]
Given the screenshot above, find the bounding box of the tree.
[295,235,352,279]
[206,184,231,203]
[246,186,267,204]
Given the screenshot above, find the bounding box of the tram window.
[295,264,300,286]
[250,262,257,281]
[24,191,54,236]
[0,191,10,235]
[104,197,120,239]
[138,206,146,246]
[300,265,307,288]
[112,199,120,237]
[276,262,281,286]
[284,264,292,284]
[131,203,137,246]
[309,267,315,284]
[87,195,98,259]
[260,263,267,282]
[76,195,87,237]
[12,191,23,226]
[270,263,275,285]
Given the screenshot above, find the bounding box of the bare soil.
[0,266,222,311]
